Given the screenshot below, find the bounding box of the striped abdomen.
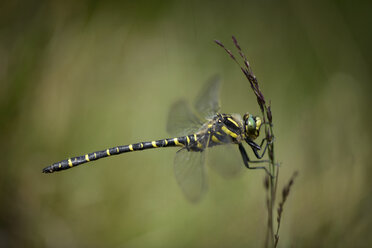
[42,135,198,173]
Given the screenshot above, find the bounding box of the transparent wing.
[167,100,204,137]
[194,76,221,119]
[174,148,207,203]
[207,143,243,179]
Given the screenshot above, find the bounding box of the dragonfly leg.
[238,143,272,177]
[252,138,269,159]
[246,136,274,159]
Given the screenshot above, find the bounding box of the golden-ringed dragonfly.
[43,78,270,202]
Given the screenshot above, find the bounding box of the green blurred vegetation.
[0,0,371,247]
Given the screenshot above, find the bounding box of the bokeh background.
[1,0,371,247]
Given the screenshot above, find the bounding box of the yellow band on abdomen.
[174,138,182,146]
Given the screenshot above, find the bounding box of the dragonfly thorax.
[243,113,262,140]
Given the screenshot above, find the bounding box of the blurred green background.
[1,0,371,247]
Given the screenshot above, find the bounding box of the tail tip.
[42,167,53,173]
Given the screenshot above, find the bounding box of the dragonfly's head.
[243,113,262,140]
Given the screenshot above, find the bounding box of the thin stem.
[261,106,276,248]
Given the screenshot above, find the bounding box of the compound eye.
[247,116,256,133]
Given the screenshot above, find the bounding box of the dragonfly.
[42,78,270,202]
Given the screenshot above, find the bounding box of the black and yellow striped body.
[42,113,245,173]
[43,135,197,173]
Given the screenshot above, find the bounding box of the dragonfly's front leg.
[253,138,268,159]
[245,137,273,159]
